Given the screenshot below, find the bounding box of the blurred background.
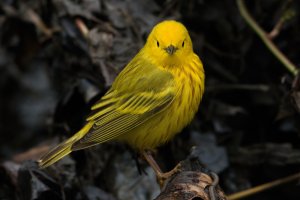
[0,0,300,199]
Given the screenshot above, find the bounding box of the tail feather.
[38,121,94,168]
[38,141,73,168]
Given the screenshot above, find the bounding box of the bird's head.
[144,20,193,67]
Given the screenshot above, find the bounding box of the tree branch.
[236,0,299,76]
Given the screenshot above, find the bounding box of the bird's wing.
[71,56,176,151]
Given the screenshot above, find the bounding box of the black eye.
[182,41,185,47]
[157,41,160,47]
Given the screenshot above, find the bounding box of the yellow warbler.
[39,20,205,168]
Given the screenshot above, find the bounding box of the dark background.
[1,0,300,199]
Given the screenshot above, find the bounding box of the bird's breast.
[119,56,204,150]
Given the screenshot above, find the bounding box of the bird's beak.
[165,45,177,55]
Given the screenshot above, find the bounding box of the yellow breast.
[119,54,204,150]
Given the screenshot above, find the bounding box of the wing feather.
[71,56,176,151]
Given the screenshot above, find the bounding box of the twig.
[206,84,270,92]
[236,0,298,76]
[13,145,50,163]
[227,172,300,200]
[268,0,294,39]
[25,9,54,38]
[268,17,284,39]
[76,18,89,38]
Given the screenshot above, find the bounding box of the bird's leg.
[142,150,181,188]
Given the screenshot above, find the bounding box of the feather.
[71,60,176,150]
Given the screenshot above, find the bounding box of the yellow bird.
[39,20,205,182]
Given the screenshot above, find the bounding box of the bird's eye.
[157,41,160,47]
[182,41,185,47]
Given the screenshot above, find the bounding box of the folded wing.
[71,57,176,151]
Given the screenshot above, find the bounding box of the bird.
[38,20,205,185]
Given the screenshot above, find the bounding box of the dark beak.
[165,45,177,55]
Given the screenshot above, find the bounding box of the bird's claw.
[156,163,182,188]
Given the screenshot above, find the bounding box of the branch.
[228,172,300,200]
[154,158,227,200]
[269,0,295,39]
[236,0,298,76]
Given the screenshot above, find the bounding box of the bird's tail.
[38,121,94,168]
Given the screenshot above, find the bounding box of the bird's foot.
[142,150,182,188]
[155,163,182,188]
